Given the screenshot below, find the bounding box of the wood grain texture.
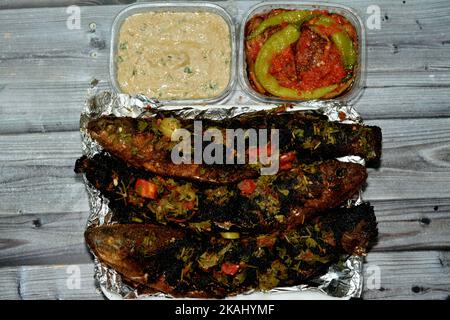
[0,0,450,300]
[362,251,450,300]
[0,264,100,299]
[0,0,134,10]
[364,118,450,201]
[0,211,92,267]
[370,198,450,251]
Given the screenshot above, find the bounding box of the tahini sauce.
[116,11,231,100]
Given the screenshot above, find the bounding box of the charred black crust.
[321,202,378,249]
[367,125,383,168]
[74,155,88,174]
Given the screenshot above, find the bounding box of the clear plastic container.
[238,1,367,105]
[110,2,237,105]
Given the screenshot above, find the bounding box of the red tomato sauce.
[297,40,346,92]
[269,46,298,89]
[268,25,347,93]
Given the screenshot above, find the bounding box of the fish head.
[85,224,185,283]
[87,117,117,135]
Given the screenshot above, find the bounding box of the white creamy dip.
[116,11,232,100]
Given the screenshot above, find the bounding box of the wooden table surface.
[0,0,449,300]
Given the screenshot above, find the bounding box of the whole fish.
[85,203,377,298]
[75,152,367,232]
[86,109,381,184]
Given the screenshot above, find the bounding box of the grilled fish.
[86,109,381,184]
[75,152,367,232]
[85,203,377,298]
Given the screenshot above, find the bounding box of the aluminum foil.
[80,86,366,300]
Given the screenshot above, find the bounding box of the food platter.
[76,1,380,300]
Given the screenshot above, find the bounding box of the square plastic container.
[238,1,366,105]
[110,2,237,105]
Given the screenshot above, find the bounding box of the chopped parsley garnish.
[119,42,128,50]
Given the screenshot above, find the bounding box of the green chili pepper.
[312,15,357,69]
[332,32,357,69]
[297,84,338,99]
[254,25,338,99]
[247,10,319,40]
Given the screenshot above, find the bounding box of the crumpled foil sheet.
[80,87,366,300]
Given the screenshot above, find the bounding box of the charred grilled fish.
[75,152,367,232]
[85,203,377,298]
[86,109,381,184]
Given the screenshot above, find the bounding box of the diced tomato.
[248,146,259,160]
[279,151,296,171]
[248,143,272,161]
[280,151,296,163]
[294,26,347,92]
[280,162,293,171]
[135,179,158,199]
[221,262,240,276]
[269,46,299,89]
[182,265,191,276]
[301,250,315,262]
[183,200,195,210]
[238,179,257,196]
[257,235,276,248]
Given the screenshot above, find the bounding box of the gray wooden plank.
[0,1,449,134]
[0,166,89,216]
[371,198,450,251]
[364,118,450,201]
[0,211,92,267]
[362,251,450,300]
[1,250,449,299]
[0,264,101,299]
[0,0,132,10]
[0,131,81,166]
[0,131,88,216]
